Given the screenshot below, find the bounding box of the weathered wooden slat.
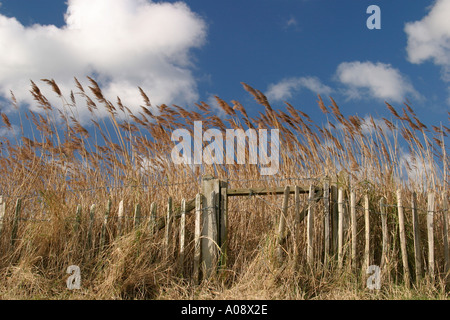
[411,192,422,281]
[117,200,124,236]
[427,192,435,280]
[331,183,339,257]
[380,197,389,270]
[165,197,173,258]
[193,193,202,283]
[202,190,218,278]
[338,188,344,269]
[201,175,220,279]
[364,195,370,270]
[307,184,315,266]
[397,189,410,288]
[323,179,330,265]
[350,189,357,269]
[293,185,301,264]
[277,186,290,264]
[179,199,186,274]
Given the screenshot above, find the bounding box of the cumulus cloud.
[405,0,450,71]
[266,76,333,101]
[405,0,450,104]
[336,61,420,103]
[0,0,207,120]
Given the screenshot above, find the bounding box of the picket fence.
[0,174,448,286]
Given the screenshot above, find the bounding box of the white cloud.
[336,61,420,103]
[0,0,207,120]
[266,76,333,101]
[405,0,450,68]
[405,0,450,104]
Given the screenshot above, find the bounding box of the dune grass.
[0,78,448,299]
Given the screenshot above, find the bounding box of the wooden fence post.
[179,199,186,275]
[292,185,301,265]
[11,198,22,247]
[307,184,315,266]
[331,183,339,257]
[323,179,330,265]
[117,200,124,237]
[364,195,370,271]
[193,193,202,283]
[397,189,410,288]
[350,189,357,269]
[201,175,221,278]
[165,197,173,258]
[205,190,218,277]
[338,188,344,270]
[277,186,290,265]
[427,192,435,280]
[200,175,228,278]
[411,192,422,281]
[380,197,389,270]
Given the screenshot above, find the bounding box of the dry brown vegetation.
[0,77,448,300]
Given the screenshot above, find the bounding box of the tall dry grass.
[0,77,448,299]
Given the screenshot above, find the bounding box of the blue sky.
[0,0,448,130]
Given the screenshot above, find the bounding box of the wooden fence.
[0,175,448,286]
